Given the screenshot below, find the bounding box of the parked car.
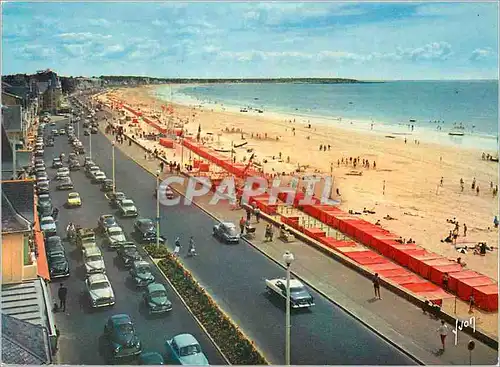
[133,218,165,244]
[37,194,52,215]
[48,252,70,279]
[91,126,98,134]
[52,157,63,169]
[105,226,127,248]
[57,177,74,190]
[101,179,114,192]
[34,149,44,157]
[67,152,77,162]
[92,171,107,184]
[107,191,126,208]
[84,129,90,136]
[265,278,315,309]
[86,273,115,308]
[97,214,118,232]
[40,216,57,236]
[143,283,172,314]
[165,334,209,365]
[86,165,100,178]
[129,260,155,287]
[103,314,142,359]
[37,181,50,194]
[45,236,64,257]
[138,352,164,365]
[117,242,142,267]
[213,222,240,244]
[46,139,54,147]
[118,199,138,217]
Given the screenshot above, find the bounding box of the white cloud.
[396,42,452,61]
[470,47,495,61]
[58,32,112,41]
[16,44,56,59]
[62,43,89,57]
[88,18,112,27]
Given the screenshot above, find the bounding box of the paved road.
[42,117,227,365]
[70,104,418,365]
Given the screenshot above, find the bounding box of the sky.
[1,1,499,80]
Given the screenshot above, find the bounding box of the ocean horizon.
[154,80,499,152]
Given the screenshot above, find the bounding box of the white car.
[56,167,70,180]
[105,225,127,248]
[86,273,115,308]
[92,171,106,183]
[118,199,138,217]
[265,278,315,309]
[84,247,106,275]
[40,216,57,235]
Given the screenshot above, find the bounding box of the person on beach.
[469,294,475,313]
[440,177,444,187]
[372,273,381,299]
[471,178,476,190]
[442,273,449,291]
[460,178,464,192]
[437,320,448,351]
[463,223,467,237]
[476,185,480,195]
[254,207,261,223]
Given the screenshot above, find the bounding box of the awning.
[33,213,50,280]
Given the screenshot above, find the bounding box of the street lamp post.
[283,251,295,366]
[156,169,161,250]
[112,141,116,193]
[89,130,92,159]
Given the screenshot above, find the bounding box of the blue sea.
[154,80,499,151]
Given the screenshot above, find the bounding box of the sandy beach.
[99,85,499,281]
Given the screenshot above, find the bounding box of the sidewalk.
[98,108,498,365]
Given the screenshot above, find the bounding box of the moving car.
[98,214,118,232]
[103,314,142,359]
[265,278,315,309]
[45,236,64,257]
[34,149,44,157]
[118,199,138,217]
[40,216,57,236]
[56,167,70,180]
[213,222,240,244]
[117,242,142,267]
[105,226,127,248]
[165,187,175,199]
[67,192,82,207]
[101,179,114,192]
[52,157,63,169]
[59,128,66,135]
[86,273,115,308]
[46,138,54,147]
[107,191,126,208]
[165,334,209,365]
[77,227,96,248]
[48,252,70,279]
[129,260,155,287]
[91,126,98,134]
[57,177,74,190]
[84,129,90,136]
[86,164,100,177]
[92,171,107,184]
[69,160,80,171]
[143,283,172,314]
[133,218,165,244]
[84,247,106,274]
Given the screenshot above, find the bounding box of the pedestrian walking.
[246,209,251,222]
[239,216,246,235]
[173,237,181,257]
[440,177,443,187]
[463,223,467,237]
[254,207,261,223]
[52,207,59,220]
[160,161,164,172]
[437,320,448,351]
[372,273,381,299]
[57,283,67,312]
[469,294,475,313]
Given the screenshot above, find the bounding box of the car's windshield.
[41,219,54,225]
[150,290,167,298]
[136,265,150,273]
[180,345,201,357]
[109,228,122,236]
[123,201,133,207]
[290,286,307,294]
[104,218,116,225]
[117,324,134,334]
[87,255,102,262]
[69,193,79,198]
[226,226,237,236]
[90,282,109,291]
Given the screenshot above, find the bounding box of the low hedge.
[144,246,267,365]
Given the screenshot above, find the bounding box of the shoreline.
[153,84,499,153]
[104,86,499,283]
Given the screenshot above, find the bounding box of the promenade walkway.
[97,107,497,365]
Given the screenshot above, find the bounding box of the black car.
[91,126,98,134]
[48,253,70,278]
[213,222,240,244]
[98,214,118,232]
[129,260,155,287]
[45,236,64,256]
[52,158,63,169]
[69,160,80,171]
[46,139,54,147]
[37,194,52,215]
[101,179,114,192]
[84,129,90,136]
[133,218,165,244]
[104,314,142,360]
[117,243,142,268]
[57,177,74,190]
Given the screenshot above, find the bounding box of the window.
[23,235,31,265]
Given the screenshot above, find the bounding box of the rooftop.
[1,191,31,233]
[2,180,35,224]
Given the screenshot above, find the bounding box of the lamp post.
[112,141,116,193]
[156,169,161,250]
[89,129,92,159]
[283,251,295,366]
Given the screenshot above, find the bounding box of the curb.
[145,253,232,366]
